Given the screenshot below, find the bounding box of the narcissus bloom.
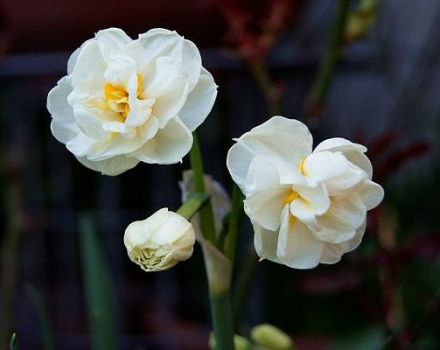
[47,28,217,175]
[227,116,384,269]
[124,208,195,272]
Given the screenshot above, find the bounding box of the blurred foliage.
[79,213,118,350]
[26,284,55,350]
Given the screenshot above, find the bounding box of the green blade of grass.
[26,284,55,350]
[79,213,118,350]
[9,333,19,350]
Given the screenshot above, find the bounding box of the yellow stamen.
[103,74,144,120]
[283,191,299,205]
[299,157,307,175]
[289,215,296,225]
[136,74,144,97]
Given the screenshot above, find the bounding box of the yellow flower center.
[104,74,144,120]
[283,191,299,205]
[299,157,307,175]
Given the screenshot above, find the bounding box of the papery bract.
[179,170,231,236]
[124,208,195,272]
[47,28,217,175]
[226,116,384,269]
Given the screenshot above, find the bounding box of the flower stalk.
[189,132,217,245]
[176,192,210,220]
[224,185,243,262]
[189,132,235,350]
[304,0,351,121]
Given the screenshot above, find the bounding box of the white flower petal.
[277,207,324,269]
[104,54,137,86]
[358,180,384,210]
[314,137,367,154]
[96,27,132,58]
[132,28,202,90]
[78,154,139,176]
[179,67,218,131]
[70,40,106,92]
[132,117,193,164]
[74,106,110,141]
[139,115,160,142]
[66,133,101,157]
[47,77,79,143]
[253,223,281,263]
[303,151,349,181]
[319,222,366,264]
[314,137,372,178]
[227,116,313,190]
[149,210,193,245]
[294,183,330,216]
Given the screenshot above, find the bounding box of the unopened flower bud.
[124,208,195,272]
[251,324,293,350]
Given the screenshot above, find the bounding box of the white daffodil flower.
[124,208,195,272]
[47,28,217,175]
[179,170,231,236]
[226,116,384,269]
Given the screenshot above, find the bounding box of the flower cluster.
[48,28,384,273]
[227,116,384,269]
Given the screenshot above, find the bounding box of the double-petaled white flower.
[124,208,196,272]
[47,28,217,175]
[227,116,384,269]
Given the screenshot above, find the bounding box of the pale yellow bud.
[209,333,252,350]
[124,208,195,272]
[251,324,293,350]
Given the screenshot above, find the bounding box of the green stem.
[247,60,281,116]
[232,247,259,329]
[210,290,235,350]
[189,132,234,349]
[176,192,210,220]
[304,0,351,120]
[189,132,217,245]
[224,185,243,262]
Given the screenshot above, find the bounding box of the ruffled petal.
[178,67,218,131]
[78,154,139,176]
[277,207,324,269]
[96,28,132,58]
[253,223,281,263]
[227,116,313,190]
[313,137,373,178]
[70,40,106,93]
[358,180,384,210]
[47,77,79,143]
[319,222,366,264]
[132,117,192,164]
[131,28,202,91]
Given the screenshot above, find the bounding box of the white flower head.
[124,208,196,272]
[227,116,384,269]
[47,28,217,175]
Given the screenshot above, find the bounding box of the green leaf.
[9,333,19,350]
[79,213,118,350]
[176,192,210,220]
[26,284,55,350]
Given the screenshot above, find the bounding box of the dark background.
[0,0,439,349]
